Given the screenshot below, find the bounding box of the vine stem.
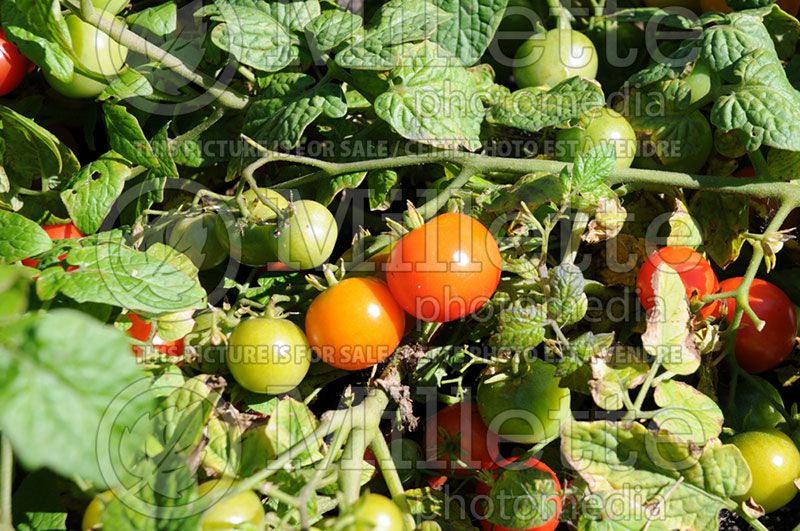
[416,165,478,220]
[65,0,249,109]
[0,435,12,531]
[562,211,589,265]
[369,435,416,530]
[339,428,372,508]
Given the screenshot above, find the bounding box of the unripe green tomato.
[44,15,128,99]
[351,493,404,531]
[724,375,786,432]
[731,429,800,513]
[242,188,289,222]
[197,479,265,530]
[234,188,288,266]
[684,59,715,104]
[634,110,712,173]
[714,128,749,159]
[513,28,598,88]
[93,0,128,14]
[82,490,114,531]
[275,200,337,270]
[226,317,311,394]
[477,358,571,444]
[165,212,229,270]
[555,108,637,169]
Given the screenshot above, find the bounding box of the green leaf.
[103,103,161,171]
[263,0,321,32]
[571,144,616,200]
[244,73,346,150]
[557,331,614,378]
[201,416,241,475]
[666,202,703,249]
[0,266,34,323]
[373,41,484,151]
[126,3,177,36]
[429,0,508,66]
[0,310,149,485]
[367,169,398,211]
[589,346,649,410]
[0,210,52,264]
[702,12,776,75]
[487,464,560,529]
[481,173,566,212]
[689,192,748,268]
[202,0,298,72]
[0,0,74,82]
[489,301,547,350]
[0,105,80,188]
[316,171,367,206]
[12,470,67,531]
[60,154,131,235]
[641,266,701,375]
[99,67,155,100]
[308,9,363,51]
[653,380,724,444]
[548,264,588,326]
[405,488,479,530]
[767,147,800,183]
[42,241,206,314]
[563,420,750,528]
[486,77,605,133]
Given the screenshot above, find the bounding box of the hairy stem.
[0,435,12,531]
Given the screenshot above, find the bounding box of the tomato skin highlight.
[0,29,31,96]
[476,456,563,531]
[424,401,500,475]
[127,313,185,357]
[731,429,800,513]
[636,246,719,317]
[717,277,796,373]
[351,493,404,531]
[21,223,84,268]
[386,213,502,322]
[306,277,405,371]
[226,317,311,394]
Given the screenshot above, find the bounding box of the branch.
[0,435,12,531]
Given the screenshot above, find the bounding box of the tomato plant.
[226,317,311,394]
[731,429,800,513]
[513,29,598,88]
[637,246,719,317]
[20,222,84,269]
[43,15,128,99]
[0,29,30,97]
[555,107,637,169]
[717,277,797,373]
[306,277,405,371]
[385,213,502,322]
[275,200,338,270]
[424,401,500,475]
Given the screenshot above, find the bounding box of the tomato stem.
[369,435,416,530]
[0,435,12,531]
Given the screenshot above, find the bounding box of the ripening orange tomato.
[127,313,185,357]
[385,213,502,322]
[21,223,84,269]
[305,277,406,371]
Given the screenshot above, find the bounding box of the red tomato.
[127,313,185,357]
[21,223,84,269]
[424,402,500,475]
[305,277,406,371]
[476,456,562,531]
[0,29,30,96]
[385,213,502,322]
[636,246,719,318]
[717,278,796,373]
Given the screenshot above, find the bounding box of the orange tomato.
[21,223,83,269]
[127,313,185,357]
[636,246,719,317]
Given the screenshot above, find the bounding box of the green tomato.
[477,358,571,444]
[242,188,289,222]
[226,317,311,394]
[514,28,598,88]
[275,200,337,270]
[684,60,714,104]
[44,15,128,99]
[197,479,265,530]
[587,20,648,93]
[233,188,288,266]
[714,128,749,159]
[555,107,637,169]
[633,110,712,173]
[724,375,786,432]
[351,493,404,531]
[93,0,128,14]
[731,429,800,513]
[82,490,114,531]
[161,211,229,270]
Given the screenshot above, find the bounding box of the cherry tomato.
[197,478,265,530]
[21,222,84,268]
[476,456,562,531]
[306,277,405,371]
[385,213,502,322]
[633,110,712,174]
[235,188,288,266]
[93,0,129,14]
[555,108,637,169]
[0,29,31,96]
[715,129,749,159]
[424,401,500,475]
[351,493,404,531]
[477,358,571,444]
[275,200,338,270]
[226,317,311,394]
[717,277,796,373]
[82,490,114,531]
[731,429,800,513]
[724,375,786,432]
[685,60,714,104]
[636,246,719,318]
[513,29,598,88]
[127,313,185,357]
[44,15,128,99]
[144,211,229,271]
